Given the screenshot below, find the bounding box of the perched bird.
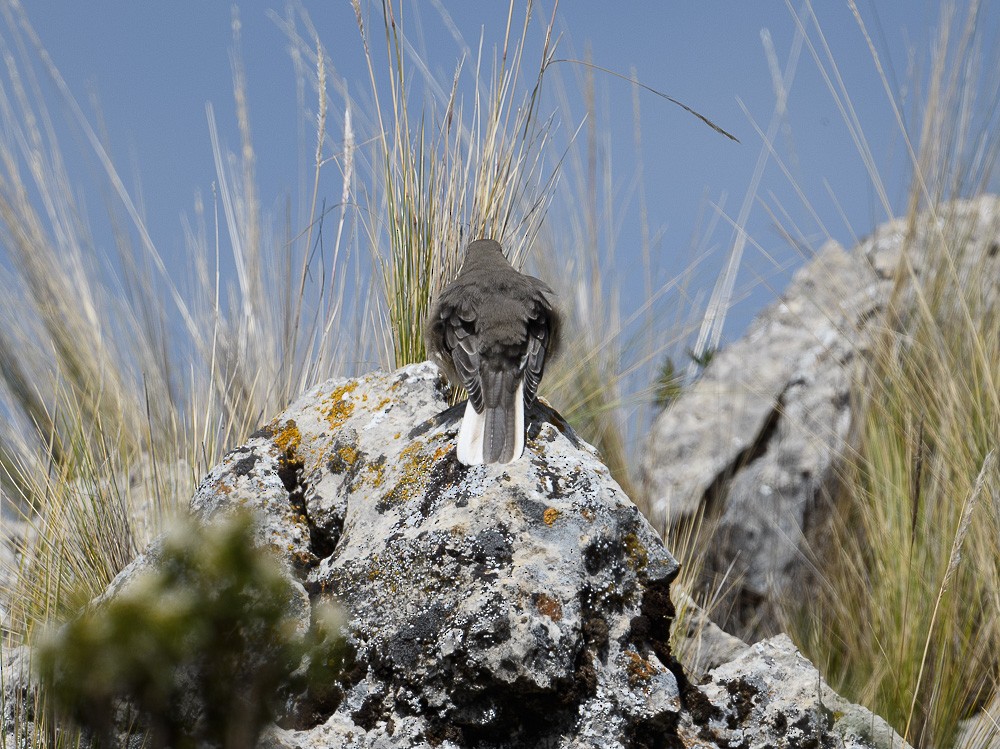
[425,239,562,465]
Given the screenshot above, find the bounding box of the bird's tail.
[457,378,524,465]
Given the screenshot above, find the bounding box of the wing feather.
[521,286,559,406]
[438,298,484,413]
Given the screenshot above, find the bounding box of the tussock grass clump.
[778,2,1000,744]
[353,1,561,369]
[0,1,361,643]
[790,207,1000,748]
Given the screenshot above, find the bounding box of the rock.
[6,362,910,748]
[678,634,906,749]
[955,693,1000,749]
[191,363,685,747]
[641,195,1000,641]
[0,646,36,742]
[671,591,749,683]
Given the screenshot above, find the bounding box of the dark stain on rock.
[325,433,369,494]
[386,633,422,671]
[409,401,464,440]
[771,710,787,732]
[385,604,448,671]
[470,528,513,566]
[623,710,684,749]
[721,676,759,725]
[582,615,610,662]
[532,463,565,498]
[515,495,547,523]
[351,691,387,731]
[233,453,259,477]
[531,458,598,502]
[790,709,837,749]
[249,424,274,440]
[419,454,468,517]
[627,577,675,666]
[580,581,627,616]
[584,535,622,575]
[467,602,511,650]
[684,682,723,725]
[325,447,353,475]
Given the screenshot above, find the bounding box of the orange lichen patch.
[625,650,658,685]
[322,380,360,429]
[374,396,391,411]
[338,445,360,467]
[394,432,401,439]
[580,508,595,522]
[533,593,563,621]
[396,442,430,497]
[543,508,561,526]
[273,420,302,454]
[624,533,648,571]
[364,461,386,488]
[291,550,316,568]
[378,441,436,507]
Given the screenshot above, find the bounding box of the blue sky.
[15,1,1000,354]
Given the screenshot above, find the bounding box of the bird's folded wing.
[521,293,556,406]
[441,299,484,412]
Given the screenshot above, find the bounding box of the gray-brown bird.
[425,239,562,465]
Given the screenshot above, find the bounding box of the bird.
[425,238,562,465]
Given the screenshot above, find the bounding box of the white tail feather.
[510,379,525,462]
[457,400,486,465]
[456,380,526,465]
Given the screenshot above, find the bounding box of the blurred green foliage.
[35,511,347,749]
[686,346,716,371]
[653,348,717,411]
[653,357,684,411]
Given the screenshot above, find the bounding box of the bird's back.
[425,240,561,464]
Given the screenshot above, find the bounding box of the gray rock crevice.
[642,195,1000,643]
[697,381,788,521]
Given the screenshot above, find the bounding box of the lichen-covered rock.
[0,646,36,740]
[677,635,906,749]
[193,362,684,748]
[641,195,1000,641]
